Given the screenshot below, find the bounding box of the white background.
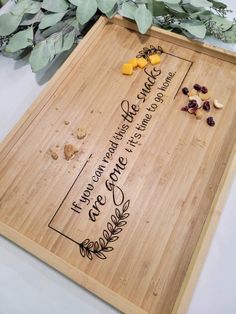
[1,1,236,313]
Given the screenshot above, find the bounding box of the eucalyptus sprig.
[0,0,235,72]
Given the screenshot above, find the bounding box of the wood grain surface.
[0,16,236,314]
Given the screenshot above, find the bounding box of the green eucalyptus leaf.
[65,17,82,30]
[224,25,236,43]
[190,0,212,7]
[209,0,227,9]
[181,3,204,13]
[11,0,32,15]
[166,3,188,16]
[62,29,75,50]
[0,13,23,36]
[166,3,185,12]
[76,0,97,25]
[163,0,180,3]
[120,2,136,20]
[151,1,169,16]
[97,0,117,13]
[43,33,61,60]
[5,27,33,52]
[29,40,51,72]
[46,39,56,60]
[180,20,207,38]
[209,15,233,31]
[134,4,152,34]
[29,31,68,72]
[20,10,44,26]
[10,0,41,15]
[1,49,26,59]
[42,0,69,13]
[105,3,118,18]
[52,33,63,55]
[67,0,80,5]
[41,21,67,37]
[25,1,42,14]
[190,9,212,19]
[39,12,65,29]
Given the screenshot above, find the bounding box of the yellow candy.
[149,54,161,65]
[128,58,138,68]
[122,63,133,75]
[137,57,148,69]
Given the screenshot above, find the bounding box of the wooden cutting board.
[1,16,236,314]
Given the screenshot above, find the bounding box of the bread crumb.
[64,144,78,160]
[49,149,58,160]
[77,128,87,140]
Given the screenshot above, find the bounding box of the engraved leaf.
[103,247,113,252]
[82,239,90,246]
[94,251,107,259]
[107,222,113,232]
[109,236,119,242]
[111,215,117,224]
[117,221,127,227]
[122,200,130,213]
[115,208,121,219]
[94,241,99,251]
[121,213,130,220]
[87,241,94,250]
[99,237,106,249]
[103,230,109,240]
[79,245,86,257]
[86,249,93,260]
[113,228,122,235]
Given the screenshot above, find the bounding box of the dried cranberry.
[188,100,198,108]
[182,87,189,95]
[207,117,215,127]
[201,86,208,94]
[181,106,188,111]
[203,101,210,111]
[193,84,201,91]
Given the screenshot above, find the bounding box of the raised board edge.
[173,143,236,314]
[111,16,236,64]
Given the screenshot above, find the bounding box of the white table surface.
[1,2,236,313]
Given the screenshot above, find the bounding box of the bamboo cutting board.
[1,16,236,314]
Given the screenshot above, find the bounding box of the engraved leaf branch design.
[79,200,130,260]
